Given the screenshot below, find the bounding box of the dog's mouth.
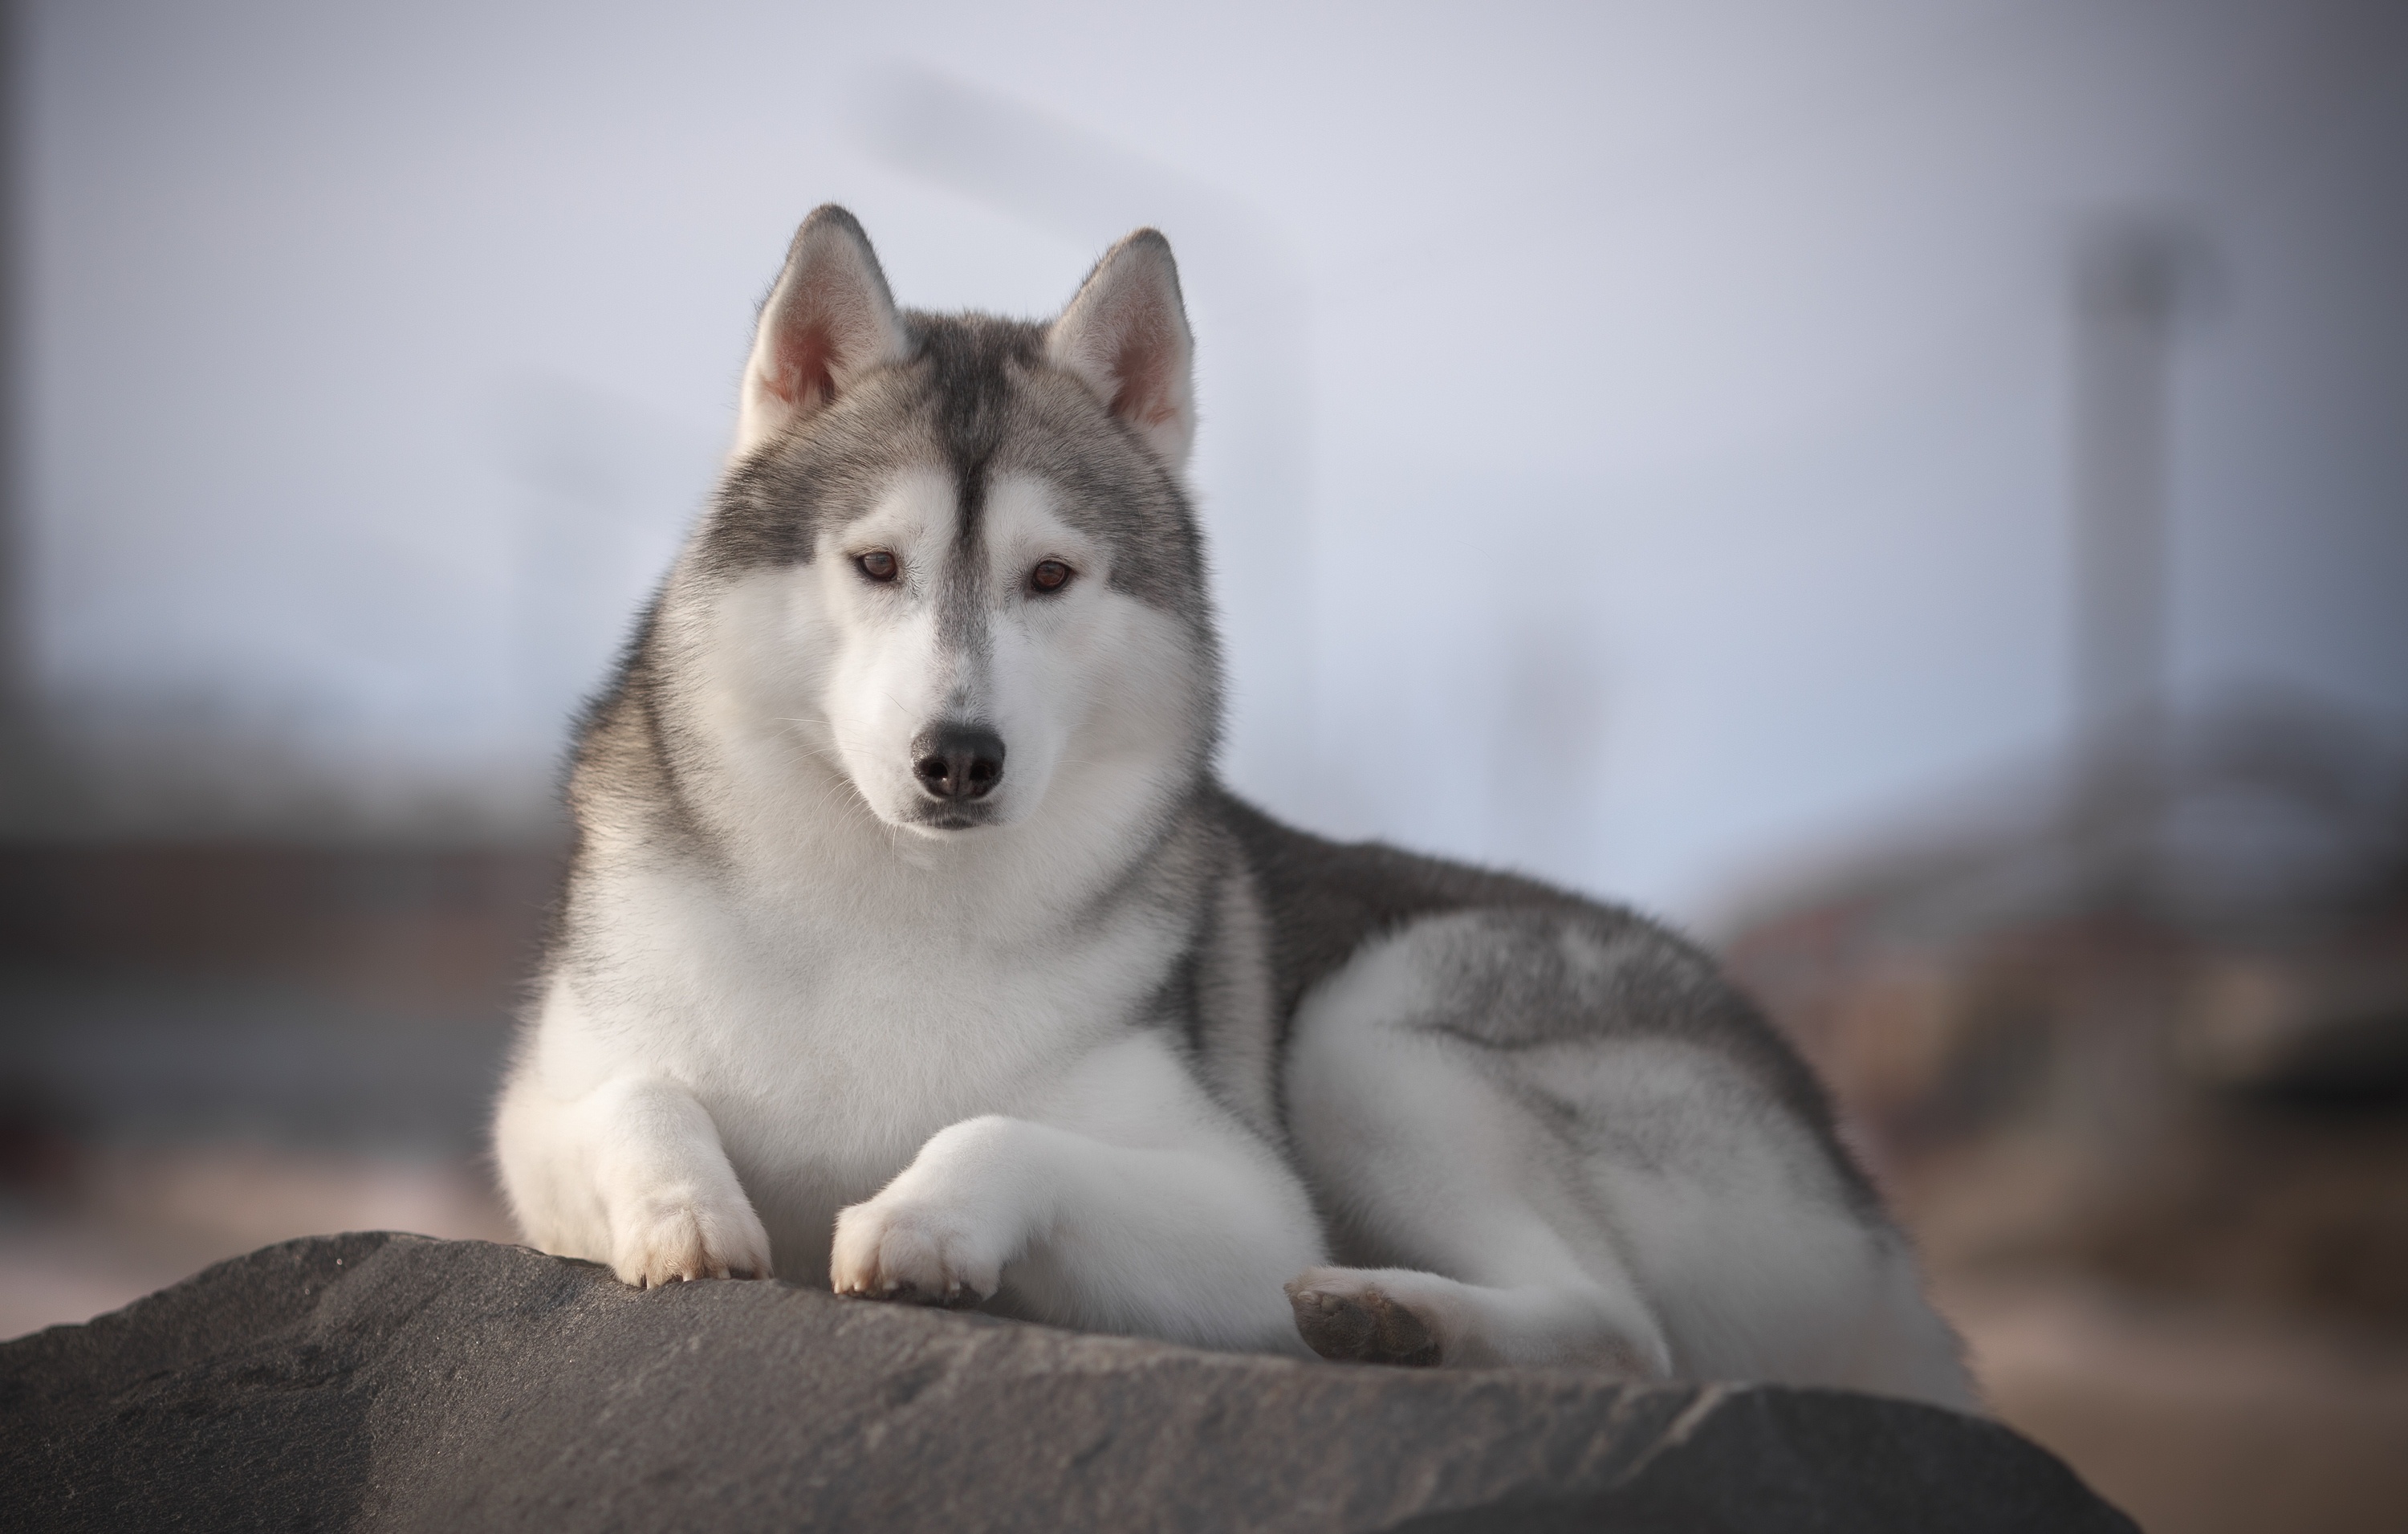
[898,801,1004,833]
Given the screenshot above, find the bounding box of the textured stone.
[1,1233,2134,1532]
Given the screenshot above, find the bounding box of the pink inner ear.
[1108,311,1177,427]
[771,322,839,412]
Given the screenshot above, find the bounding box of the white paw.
[830,1194,1006,1307]
[611,1192,773,1288]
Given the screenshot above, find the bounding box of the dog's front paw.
[830,1195,1004,1307]
[612,1192,773,1288]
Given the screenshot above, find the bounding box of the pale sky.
[18,0,2407,919]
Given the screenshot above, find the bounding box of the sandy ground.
[1944,1275,2408,1534]
[0,1144,515,1341]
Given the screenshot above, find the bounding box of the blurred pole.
[2068,222,2203,891]
[0,0,29,816]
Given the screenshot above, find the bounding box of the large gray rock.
[2,1233,2133,1532]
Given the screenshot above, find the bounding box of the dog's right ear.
[734,205,909,457]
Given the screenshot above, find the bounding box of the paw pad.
[1286,1281,1442,1367]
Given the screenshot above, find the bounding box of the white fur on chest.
[535,850,1187,1254]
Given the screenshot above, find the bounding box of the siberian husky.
[494,206,1979,1408]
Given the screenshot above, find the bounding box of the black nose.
[911,723,1007,800]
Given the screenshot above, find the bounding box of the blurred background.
[1,1,2402,1527]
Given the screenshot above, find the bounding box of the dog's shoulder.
[563,596,685,831]
[543,592,738,954]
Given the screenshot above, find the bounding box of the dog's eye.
[1030,559,1072,594]
[856,550,899,584]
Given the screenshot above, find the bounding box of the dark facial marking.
[934,503,992,665]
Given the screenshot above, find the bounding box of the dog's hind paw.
[1286,1270,1442,1367]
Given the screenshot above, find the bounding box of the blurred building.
[0,835,543,1337]
[1727,694,2408,1532]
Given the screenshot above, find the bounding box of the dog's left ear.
[735,205,909,457]
[1047,230,1196,470]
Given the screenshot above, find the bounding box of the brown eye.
[856,550,898,583]
[1031,559,1072,593]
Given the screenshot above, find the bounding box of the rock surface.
[2,1232,2134,1532]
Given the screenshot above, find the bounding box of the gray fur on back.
[1205,791,1879,1214]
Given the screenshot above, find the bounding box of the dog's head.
[672,207,1218,840]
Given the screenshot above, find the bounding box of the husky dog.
[494,206,1978,1408]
